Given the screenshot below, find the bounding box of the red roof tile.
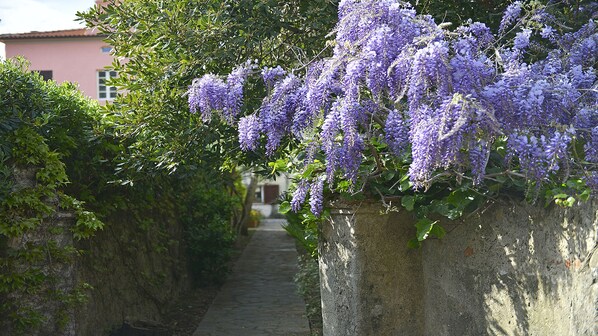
[0,28,106,40]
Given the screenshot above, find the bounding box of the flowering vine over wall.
[188,0,597,236]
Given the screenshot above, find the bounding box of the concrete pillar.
[319,202,425,336]
[319,200,597,336]
[422,200,597,336]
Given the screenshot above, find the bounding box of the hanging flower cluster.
[189,0,598,216]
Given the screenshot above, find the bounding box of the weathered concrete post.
[319,202,425,335]
[319,200,597,336]
[422,200,597,336]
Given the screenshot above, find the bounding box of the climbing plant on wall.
[0,59,104,333]
[0,58,242,334]
[188,0,598,246]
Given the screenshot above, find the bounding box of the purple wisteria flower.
[292,61,327,136]
[469,140,490,184]
[508,134,548,182]
[189,0,598,214]
[540,25,555,39]
[500,1,522,32]
[585,172,598,191]
[364,26,398,97]
[585,127,598,163]
[187,62,253,124]
[545,130,573,172]
[262,66,286,89]
[309,178,325,216]
[224,66,250,123]
[409,113,440,189]
[238,114,261,151]
[321,103,342,182]
[408,41,451,111]
[303,59,341,119]
[260,74,302,155]
[291,180,310,212]
[385,109,409,156]
[188,75,227,122]
[514,29,532,50]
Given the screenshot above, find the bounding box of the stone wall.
[2,165,79,335]
[319,200,597,336]
[1,164,192,335]
[74,209,191,335]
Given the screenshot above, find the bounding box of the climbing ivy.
[0,59,103,333]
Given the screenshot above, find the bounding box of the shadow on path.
[193,219,309,336]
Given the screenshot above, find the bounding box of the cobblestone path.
[193,219,310,336]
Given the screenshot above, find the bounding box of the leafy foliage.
[412,0,512,30]
[78,0,343,253]
[0,57,243,334]
[279,196,323,257]
[0,59,103,333]
[76,0,344,289]
[78,0,339,176]
[180,180,237,285]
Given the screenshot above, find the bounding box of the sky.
[0,0,95,58]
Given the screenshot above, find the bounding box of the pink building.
[0,27,116,102]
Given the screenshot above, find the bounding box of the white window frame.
[97,70,118,100]
[255,185,264,203]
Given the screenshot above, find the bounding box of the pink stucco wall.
[5,37,114,101]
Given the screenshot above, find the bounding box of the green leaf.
[579,188,591,202]
[301,163,318,179]
[382,171,395,181]
[401,195,415,211]
[566,179,584,189]
[279,201,291,214]
[268,158,288,173]
[430,200,450,217]
[415,218,438,241]
[429,223,446,239]
[446,190,474,208]
[337,180,351,192]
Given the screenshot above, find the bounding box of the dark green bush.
[0,59,103,333]
[0,58,242,333]
[181,180,239,285]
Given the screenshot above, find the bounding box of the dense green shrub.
[0,58,242,333]
[180,178,239,285]
[78,0,340,180]
[0,59,103,333]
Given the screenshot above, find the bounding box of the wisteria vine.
[188,0,598,219]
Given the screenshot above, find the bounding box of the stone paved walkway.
[193,219,310,336]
